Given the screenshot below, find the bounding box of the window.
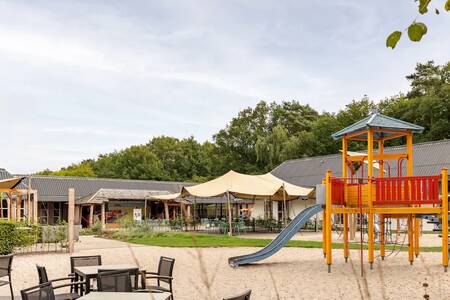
[1,197,8,219]
[39,202,49,224]
[53,203,61,224]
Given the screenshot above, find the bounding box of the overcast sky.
[1,1,449,174]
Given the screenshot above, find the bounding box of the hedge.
[0,221,17,255]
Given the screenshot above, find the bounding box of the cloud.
[0,0,449,173]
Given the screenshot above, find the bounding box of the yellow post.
[367,129,375,269]
[380,214,385,260]
[378,140,385,260]
[326,170,332,272]
[343,213,348,262]
[378,140,384,177]
[406,131,413,177]
[442,168,448,271]
[406,131,419,259]
[322,208,327,258]
[408,214,414,265]
[414,217,420,258]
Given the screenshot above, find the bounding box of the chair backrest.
[157,256,175,284]
[70,255,102,273]
[98,268,139,290]
[21,282,56,300]
[0,254,13,278]
[97,270,132,292]
[223,289,252,300]
[36,265,49,284]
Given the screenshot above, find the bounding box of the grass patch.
[127,232,442,252]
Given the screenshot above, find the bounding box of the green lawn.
[127,232,442,252]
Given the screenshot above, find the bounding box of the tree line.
[37,61,450,182]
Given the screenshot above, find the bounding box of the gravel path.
[1,235,449,299]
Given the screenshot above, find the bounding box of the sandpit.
[1,236,449,299]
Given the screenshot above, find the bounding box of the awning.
[256,173,313,198]
[149,170,313,201]
[0,177,25,189]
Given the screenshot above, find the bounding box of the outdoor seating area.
[19,255,175,300]
[6,251,254,300]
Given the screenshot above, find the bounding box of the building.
[2,139,449,227]
[272,139,450,186]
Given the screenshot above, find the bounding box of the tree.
[387,0,450,49]
[36,61,450,181]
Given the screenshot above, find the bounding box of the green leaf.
[445,0,450,11]
[408,22,427,42]
[386,31,402,49]
[418,0,431,14]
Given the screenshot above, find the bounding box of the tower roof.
[331,111,424,140]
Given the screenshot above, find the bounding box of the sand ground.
[1,235,449,300]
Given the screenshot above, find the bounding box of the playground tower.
[322,110,449,273]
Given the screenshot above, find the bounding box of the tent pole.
[283,184,287,227]
[194,197,197,231]
[227,190,232,236]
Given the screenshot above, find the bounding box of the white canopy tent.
[149,170,313,235]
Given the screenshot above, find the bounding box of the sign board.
[133,208,142,222]
[315,184,326,205]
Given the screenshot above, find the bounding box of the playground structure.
[228,204,322,267]
[322,111,449,273]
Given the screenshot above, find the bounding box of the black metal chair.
[223,289,252,300]
[98,268,139,290]
[69,255,101,292]
[21,282,55,300]
[97,270,132,292]
[140,256,175,299]
[36,265,85,300]
[0,254,14,300]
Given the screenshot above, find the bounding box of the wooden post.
[186,205,191,220]
[227,191,233,236]
[27,176,31,224]
[414,217,420,257]
[164,201,169,220]
[349,214,356,240]
[325,170,332,272]
[441,168,448,271]
[68,188,75,253]
[7,193,11,221]
[16,192,21,221]
[144,199,147,220]
[367,129,375,269]
[101,202,106,229]
[342,136,349,261]
[89,204,94,227]
[380,214,385,259]
[408,214,414,264]
[33,190,39,224]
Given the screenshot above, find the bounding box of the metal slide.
[228,204,323,267]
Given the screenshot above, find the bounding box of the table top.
[78,292,171,300]
[74,264,139,276]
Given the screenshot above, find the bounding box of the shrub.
[91,221,103,235]
[0,221,17,255]
[15,223,40,248]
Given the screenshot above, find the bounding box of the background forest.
[38,61,450,182]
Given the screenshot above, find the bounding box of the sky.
[1,1,449,174]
